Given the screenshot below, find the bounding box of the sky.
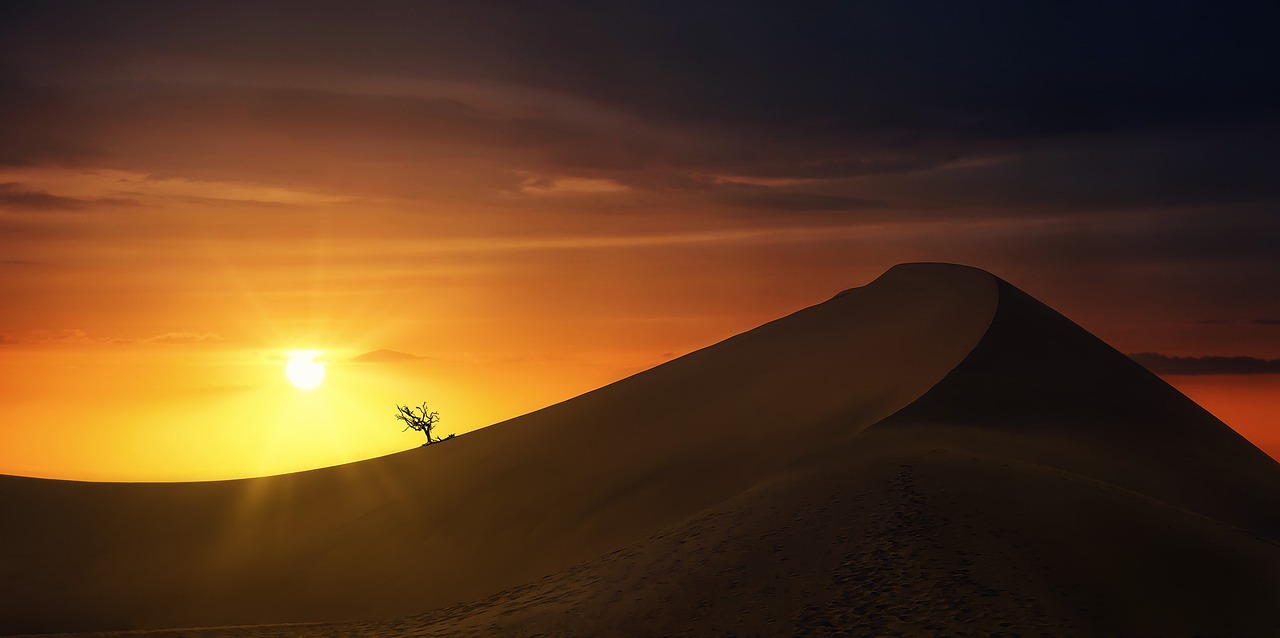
[1,2,1278,479]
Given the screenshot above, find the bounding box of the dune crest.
[2,263,1277,637]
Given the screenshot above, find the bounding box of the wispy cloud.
[0,182,134,210]
[28,328,92,344]
[518,173,629,195]
[715,188,887,213]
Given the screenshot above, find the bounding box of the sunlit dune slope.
[0,263,999,634]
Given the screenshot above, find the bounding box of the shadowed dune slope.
[151,425,1277,637]
[0,264,1001,634]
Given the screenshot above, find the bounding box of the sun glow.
[284,350,326,390]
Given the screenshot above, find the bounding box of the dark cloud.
[2,3,1276,171]
[0,2,1276,228]
[1130,352,1280,375]
[1253,319,1280,326]
[970,205,1280,272]
[0,1,1278,329]
[0,78,101,166]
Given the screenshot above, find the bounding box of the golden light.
[284,351,326,390]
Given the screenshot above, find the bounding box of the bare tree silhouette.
[394,402,454,445]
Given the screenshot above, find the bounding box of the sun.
[284,350,326,390]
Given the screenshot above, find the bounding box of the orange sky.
[2,210,1276,480]
[1,4,1277,479]
[1163,375,1280,464]
[0,167,1276,479]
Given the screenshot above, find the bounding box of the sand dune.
[2,263,1277,637]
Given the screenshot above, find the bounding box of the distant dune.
[2,263,1277,637]
[350,349,426,363]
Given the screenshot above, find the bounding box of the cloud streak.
[0,182,134,210]
[1130,352,1280,375]
[146,331,227,345]
[9,329,228,346]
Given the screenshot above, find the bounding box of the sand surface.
[3,263,1277,637]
